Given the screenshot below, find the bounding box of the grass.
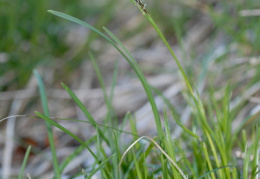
[1,0,260,178]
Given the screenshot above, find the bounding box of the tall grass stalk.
[34,70,60,179]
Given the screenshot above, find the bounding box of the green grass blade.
[132,149,143,179]
[89,52,117,125]
[161,155,170,179]
[163,109,180,178]
[33,69,60,179]
[59,136,96,173]
[61,82,95,123]
[89,53,109,111]
[18,145,31,179]
[112,131,120,179]
[61,82,109,144]
[141,8,193,95]
[48,10,114,45]
[86,154,115,179]
[122,145,146,179]
[48,117,138,137]
[107,60,119,125]
[103,27,163,140]
[35,111,100,163]
[198,165,234,179]
[34,70,50,116]
[202,142,216,179]
[251,125,260,178]
[171,111,200,140]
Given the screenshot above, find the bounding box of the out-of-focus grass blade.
[171,112,200,140]
[48,117,138,137]
[123,145,146,179]
[48,10,113,45]
[35,111,100,163]
[18,145,31,179]
[86,154,115,179]
[89,53,117,125]
[33,69,60,179]
[202,142,216,179]
[107,60,119,125]
[59,136,96,173]
[198,165,235,179]
[61,82,95,123]
[132,149,142,179]
[89,53,109,109]
[112,130,120,179]
[163,109,180,178]
[61,82,109,144]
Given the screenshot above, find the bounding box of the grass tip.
[61,82,67,88]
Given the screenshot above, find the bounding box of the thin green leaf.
[18,145,31,179]
[198,165,235,179]
[33,70,60,179]
[86,154,115,179]
[35,111,100,163]
[59,136,96,173]
[61,82,109,144]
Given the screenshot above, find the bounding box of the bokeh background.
[1,0,260,178]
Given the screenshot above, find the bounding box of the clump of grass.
[6,1,259,178]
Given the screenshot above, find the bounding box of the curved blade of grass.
[103,27,163,139]
[48,10,163,141]
[18,145,31,179]
[33,70,60,179]
[122,145,147,179]
[48,10,115,47]
[119,136,188,179]
[86,154,115,179]
[35,111,100,163]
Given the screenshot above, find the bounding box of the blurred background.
[1,0,260,178]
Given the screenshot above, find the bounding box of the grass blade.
[61,82,109,144]
[18,145,31,179]
[103,27,164,140]
[59,136,96,173]
[86,154,115,179]
[33,69,60,179]
[35,111,100,163]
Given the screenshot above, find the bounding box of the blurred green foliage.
[1,0,260,91]
[0,0,117,90]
